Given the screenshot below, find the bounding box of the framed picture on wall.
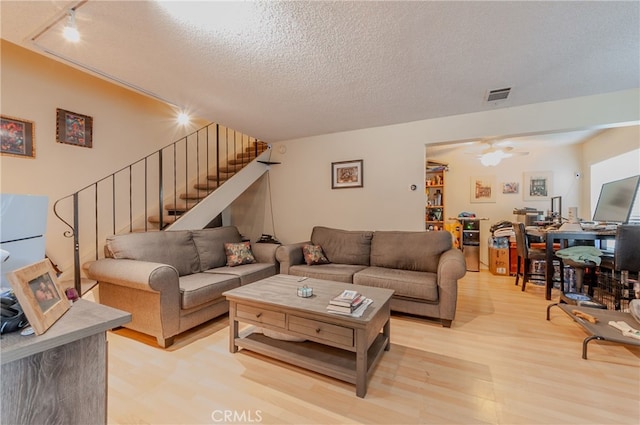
[471,175,496,203]
[502,182,519,194]
[331,159,363,189]
[56,108,93,148]
[1,115,35,158]
[524,171,552,201]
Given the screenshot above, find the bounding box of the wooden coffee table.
[223,274,394,397]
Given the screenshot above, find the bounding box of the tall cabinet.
[425,161,448,231]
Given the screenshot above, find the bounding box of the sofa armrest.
[87,258,180,294]
[436,248,467,321]
[275,241,310,274]
[251,243,279,264]
[437,249,467,283]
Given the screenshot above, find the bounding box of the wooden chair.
[512,222,546,291]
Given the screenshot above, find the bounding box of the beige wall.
[581,126,640,219]
[1,41,207,271]
[268,89,640,255]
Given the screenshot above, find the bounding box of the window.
[590,149,640,223]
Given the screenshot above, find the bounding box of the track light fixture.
[63,9,80,42]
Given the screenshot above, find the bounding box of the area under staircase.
[53,122,273,294]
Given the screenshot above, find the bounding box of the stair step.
[180,189,214,200]
[245,144,268,154]
[217,165,244,174]
[227,157,254,166]
[234,152,260,160]
[165,200,199,212]
[147,215,178,225]
[193,181,222,191]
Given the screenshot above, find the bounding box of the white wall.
[267,90,640,254]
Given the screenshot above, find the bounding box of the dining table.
[525,227,617,300]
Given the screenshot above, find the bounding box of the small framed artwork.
[524,171,552,201]
[56,108,93,148]
[6,259,70,335]
[1,115,35,158]
[502,182,519,194]
[470,175,496,203]
[331,159,363,189]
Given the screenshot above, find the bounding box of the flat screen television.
[592,175,640,224]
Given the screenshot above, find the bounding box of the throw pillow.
[224,242,257,267]
[303,244,330,265]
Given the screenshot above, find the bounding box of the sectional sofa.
[276,226,467,327]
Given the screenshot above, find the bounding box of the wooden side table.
[1,299,130,425]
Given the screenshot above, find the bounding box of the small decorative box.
[297,285,313,298]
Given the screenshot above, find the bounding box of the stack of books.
[326,289,366,314]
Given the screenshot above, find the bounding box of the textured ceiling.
[1,1,639,142]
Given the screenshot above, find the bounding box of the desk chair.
[613,224,640,274]
[513,222,546,292]
[597,224,640,306]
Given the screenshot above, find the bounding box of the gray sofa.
[86,226,278,347]
[276,226,466,327]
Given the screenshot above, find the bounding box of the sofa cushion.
[370,231,452,273]
[289,263,368,283]
[225,242,257,266]
[205,263,277,285]
[303,244,330,265]
[179,273,240,310]
[354,267,438,302]
[192,227,242,271]
[311,226,373,266]
[105,230,199,276]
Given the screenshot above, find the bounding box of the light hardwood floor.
[106,270,640,424]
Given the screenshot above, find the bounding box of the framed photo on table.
[1,115,35,158]
[332,159,363,189]
[56,108,93,148]
[6,259,70,335]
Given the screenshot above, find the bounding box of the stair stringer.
[166,148,272,231]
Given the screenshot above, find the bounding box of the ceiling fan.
[472,140,529,166]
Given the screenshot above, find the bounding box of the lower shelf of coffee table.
[235,332,388,385]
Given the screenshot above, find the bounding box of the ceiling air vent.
[486,87,511,102]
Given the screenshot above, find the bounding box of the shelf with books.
[425,160,448,231]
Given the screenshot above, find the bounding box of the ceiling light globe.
[177,112,190,125]
[63,25,80,42]
[480,151,502,166]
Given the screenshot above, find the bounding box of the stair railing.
[53,122,263,294]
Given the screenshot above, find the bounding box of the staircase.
[53,122,272,294]
[147,142,269,227]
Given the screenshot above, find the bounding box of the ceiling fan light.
[63,10,80,42]
[480,151,503,166]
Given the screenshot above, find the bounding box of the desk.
[1,299,131,425]
[526,228,616,300]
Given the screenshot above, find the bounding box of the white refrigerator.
[0,194,49,291]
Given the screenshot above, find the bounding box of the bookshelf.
[425,160,448,231]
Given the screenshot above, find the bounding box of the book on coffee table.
[327,298,373,317]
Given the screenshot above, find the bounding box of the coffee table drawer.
[288,315,354,348]
[236,305,285,328]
